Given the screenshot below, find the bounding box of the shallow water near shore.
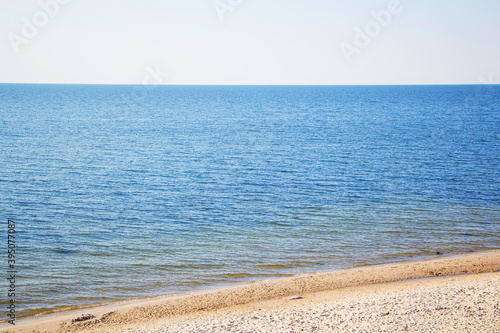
[1,84,499,318]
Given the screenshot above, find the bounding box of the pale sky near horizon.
[1,0,499,85]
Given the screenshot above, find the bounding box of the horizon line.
[1,83,498,87]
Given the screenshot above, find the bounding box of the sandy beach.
[3,250,499,333]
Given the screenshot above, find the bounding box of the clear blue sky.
[1,0,499,85]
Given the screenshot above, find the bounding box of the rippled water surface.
[1,84,499,317]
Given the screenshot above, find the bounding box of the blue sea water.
[0,84,499,318]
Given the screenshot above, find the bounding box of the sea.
[1,84,499,318]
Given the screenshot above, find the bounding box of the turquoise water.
[1,84,499,318]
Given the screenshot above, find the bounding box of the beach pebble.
[71,313,96,323]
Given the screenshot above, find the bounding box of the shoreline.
[7,249,497,320]
[2,249,499,332]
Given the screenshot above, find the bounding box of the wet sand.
[2,250,499,333]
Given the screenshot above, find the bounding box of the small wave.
[52,248,77,254]
[256,264,289,269]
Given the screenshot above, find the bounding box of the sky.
[1,0,499,85]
